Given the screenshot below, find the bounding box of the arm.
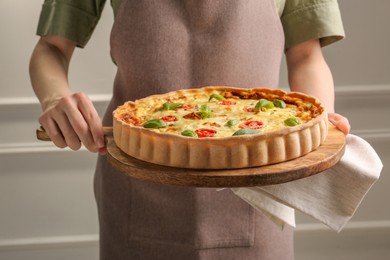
[285,39,350,135]
[29,36,106,154]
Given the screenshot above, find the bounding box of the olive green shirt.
[37,0,345,49]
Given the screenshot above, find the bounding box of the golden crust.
[113,86,328,169]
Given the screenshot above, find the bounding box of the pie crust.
[113,86,328,169]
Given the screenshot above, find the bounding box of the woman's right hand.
[30,36,107,154]
[39,92,106,154]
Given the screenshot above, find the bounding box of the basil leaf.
[143,119,167,129]
[162,102,183,110]
[181,130,198,138]
[198,104,212,119]
[227,119,239,127]
[255,98,274,111]
[284,117,300,126]
[273,99,286,108]
[232,128,262,136]
[208,93,226,101]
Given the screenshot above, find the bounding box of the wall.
[0,1,389,259]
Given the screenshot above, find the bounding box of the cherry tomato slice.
[218,100,236,105]
[243,107,255,112]
[239,121,264,129]
[195,128,217,138]
[180,104,195,110]
[160,115,177,122]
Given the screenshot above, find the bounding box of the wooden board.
[106,125,346,187]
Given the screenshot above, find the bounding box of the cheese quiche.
[113,86,328,169]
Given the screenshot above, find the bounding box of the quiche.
[113,86,328,169]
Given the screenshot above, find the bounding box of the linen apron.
[94,0,294,259]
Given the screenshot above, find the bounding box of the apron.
[94,0,294,259]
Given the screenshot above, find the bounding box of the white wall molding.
[352,128,390,140]
[335,84,390,98]
[2,130,388,155]
[0,142,89,155]
[1,84,389,107]
[0,94,112,107]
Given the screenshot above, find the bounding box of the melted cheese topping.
[115,90,318,138]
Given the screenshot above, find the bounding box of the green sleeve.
[281,0,345,49]
[36,0,107,48]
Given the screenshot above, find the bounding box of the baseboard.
[0,235,98,252]
[295,220,390,260]
[0,235,99,260]
[1,221,388,252]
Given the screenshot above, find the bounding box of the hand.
[39,92,106,154]
[328,113,350,135]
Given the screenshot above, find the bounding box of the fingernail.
[99,147,107,155]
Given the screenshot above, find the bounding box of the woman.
[30,0,350,259]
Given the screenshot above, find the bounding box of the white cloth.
[231,134,383,232]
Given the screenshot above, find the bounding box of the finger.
[54,110,82,151]
[328,113,351,135]
[39,116,67,148]
[60,94,98,152]
[75,92,105,148]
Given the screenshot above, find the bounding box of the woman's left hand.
[328,113,351,135]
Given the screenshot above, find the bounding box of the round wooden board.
[106,125,346,187]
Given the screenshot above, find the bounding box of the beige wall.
[1,1,389,259]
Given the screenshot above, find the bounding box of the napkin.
[231,134,383,232]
